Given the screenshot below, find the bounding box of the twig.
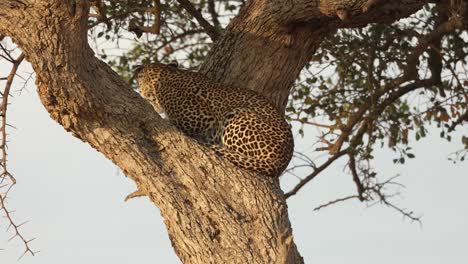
[0,52,36,257]
[380,199,421,223]
[370,185,422,223]
[0,52,24,184]
[285,149,348,199]
[313,195,360,211]
[348,154,365,201]
[0,43,14,62]
[16,71,35,95]
[0,195,36,258]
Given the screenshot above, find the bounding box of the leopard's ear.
[133,65,144,76]
[168,60,179,68]
[132,65,144,82]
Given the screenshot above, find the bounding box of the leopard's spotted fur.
[135,63,294,177]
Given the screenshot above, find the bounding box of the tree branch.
[89,0,110,28]
[404,11,463,80]
[175,0,219,40]
[0,52,23,184]
[207,0,221,30]
[0,50,35,258]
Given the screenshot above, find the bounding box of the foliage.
[88,0,242,85]
[286,2,467,210]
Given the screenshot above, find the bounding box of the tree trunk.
[0,0,426,263]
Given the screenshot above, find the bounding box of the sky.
[0,54,467,264]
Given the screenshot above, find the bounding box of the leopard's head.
[134,63,178,112]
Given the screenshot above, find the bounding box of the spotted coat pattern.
[136,63,294,177]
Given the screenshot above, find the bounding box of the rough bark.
[0,0,427,263]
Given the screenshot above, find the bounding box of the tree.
[0,0,466,262]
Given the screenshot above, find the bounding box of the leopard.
[135,63,294,177]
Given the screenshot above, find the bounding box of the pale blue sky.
[1,59,467,263]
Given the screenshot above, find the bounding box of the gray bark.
[0,0,427,263]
